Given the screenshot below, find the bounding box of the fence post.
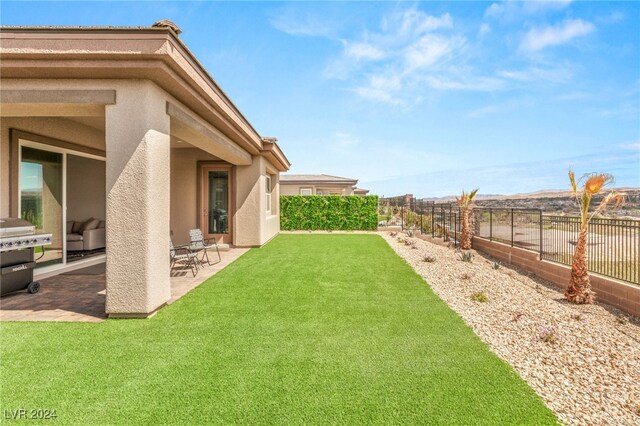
[489,208,493,241]
[420,201,423,233]
[539,210,543,259]
[401,204,404,231]
[511,208,514,247]
[431,205,435,237]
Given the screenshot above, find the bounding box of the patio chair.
[170,239,199,277]
[189,229,221,266]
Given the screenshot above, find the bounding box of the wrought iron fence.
[378,197,640,285]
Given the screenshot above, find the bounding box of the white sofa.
[66,218,106,252]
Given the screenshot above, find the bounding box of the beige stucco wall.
[67,155,106,222]
[233,156,281,247]
[105,81,171,317]
[169,147,218,245]
[280,183,355,196]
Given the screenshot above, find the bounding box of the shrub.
[460,273,472,280]
[470,291,488,303]
[616,315,629,325]
[459,251,473,263]
[492,262,501,270]
[422,255,436,263]
[537,326,559,344]
[280,195,378,231]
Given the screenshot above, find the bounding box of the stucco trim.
[0,89,116,104]
[8,128,106,216]
[260,138,291,171]
[0,27,266,153]
[167,102,252,164]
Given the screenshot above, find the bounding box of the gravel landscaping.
[380,231,640,426]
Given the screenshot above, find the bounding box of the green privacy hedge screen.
[280,195,379,231]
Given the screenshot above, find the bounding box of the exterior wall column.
[105,82,171,317]
[234,155,264,247]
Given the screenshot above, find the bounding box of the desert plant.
[537,326,559,344]
[422,255,436,263]
[470,291,488,303]
[456,188,479,250]
[459,251,473,263]
[511,312,524,322]
[389,231,397,237]
[565,171,625,304]
[616,315,629,325]
[492,262,501,270]
[460,273,472,280]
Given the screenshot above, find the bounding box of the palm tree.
[565,171,625,304]
[457,188,479,250]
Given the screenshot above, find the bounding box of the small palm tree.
[457,188,479,250]
[565,171,625,304]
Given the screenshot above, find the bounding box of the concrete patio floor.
[0,248,249,322]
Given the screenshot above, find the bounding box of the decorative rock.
[380,231,640,426]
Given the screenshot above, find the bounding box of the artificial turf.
[0,234,557,425]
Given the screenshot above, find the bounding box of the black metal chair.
[188,229,221,266]
[170,239,199,277]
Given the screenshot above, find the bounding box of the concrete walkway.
[0,248,249,322]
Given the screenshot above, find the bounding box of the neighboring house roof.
[0,21,291,171]
[353,187,370,194]
[280,174,358,186]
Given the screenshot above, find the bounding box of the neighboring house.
[0,21,290,317]
[280,174,369,196]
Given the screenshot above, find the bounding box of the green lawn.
[0,235,556,425]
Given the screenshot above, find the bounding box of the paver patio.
[0,248,248,322]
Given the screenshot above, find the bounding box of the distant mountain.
[416,188,640,219]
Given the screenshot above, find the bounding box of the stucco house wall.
[0,23,290,317]
[280,184,356,196]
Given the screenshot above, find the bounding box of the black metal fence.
[378,198,640,285]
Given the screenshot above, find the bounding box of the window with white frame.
[300,188,313,196]
[265,175,272,213]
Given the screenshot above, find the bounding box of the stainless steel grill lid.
[0,218,36,237]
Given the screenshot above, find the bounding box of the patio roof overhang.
[260,137,291,172]
[0,25,283,161]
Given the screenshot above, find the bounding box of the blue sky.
[3,1,639,197]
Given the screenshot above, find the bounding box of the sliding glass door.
[20,146,64,267]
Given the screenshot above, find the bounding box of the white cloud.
[423,74,505,92]
[478,23,491,37]
[466,104,501,118]
[343,41,385,60]
[384,9,453,37]
[404,34,465,70]
[485,0,573,19]
[331,132,361,154]
[499,65,574,83]
[520,19,595,52]
[270,10,336,37]
[620,141,640,151]
[597,10,625,25]
[353,74,404,105]
[522,0,573,14]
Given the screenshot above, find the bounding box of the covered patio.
[0,248,249,322]
[0,22,289,319]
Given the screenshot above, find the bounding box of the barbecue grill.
[0,218,52,296]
